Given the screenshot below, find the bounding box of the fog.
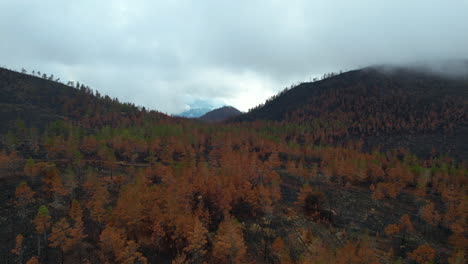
[1,0,467,113]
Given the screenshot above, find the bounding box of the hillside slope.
[0,67,170,133]
[234,67,468,159]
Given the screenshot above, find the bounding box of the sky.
[1,1,467,114]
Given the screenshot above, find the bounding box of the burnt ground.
[277,170,453,263]
[0,168,456,263]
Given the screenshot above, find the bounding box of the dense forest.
[235,67,468,160]
[0,66,466,264]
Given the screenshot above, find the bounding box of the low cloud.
[1,1,467,113]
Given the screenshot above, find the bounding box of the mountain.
[199,106,241,122]
[234,66,468,159]
[0,65,466,264]
[177,107,212,118]
[0,67,171,134]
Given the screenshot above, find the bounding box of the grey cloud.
[1,0,467,113]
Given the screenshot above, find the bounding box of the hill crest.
[199,106,242,122]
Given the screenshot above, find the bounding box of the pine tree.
[99,225,148,264]
[33,205,51,259]
[184,217,208,263]
[212,214,247,264]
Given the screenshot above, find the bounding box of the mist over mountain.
[2,1,467,113]
[177,107,212,118]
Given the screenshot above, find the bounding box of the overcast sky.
[1,1,467,114]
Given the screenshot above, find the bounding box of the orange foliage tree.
[420,201,441,227]
[271,237,292,264]
[11,234,24,264]
[407,243,435,264]
[33,205,51,259]
[184,217,208,263]
[212,214,247,264]
[26,256,40,264]
[48,218,74,262]
[14,181,35,217]
[336,240,380,264]
[99,225,148,264]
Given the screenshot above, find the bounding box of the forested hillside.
[0,67,172,133]
[0,67,466,264]
[235,67,468,160]
[199,106,241,122]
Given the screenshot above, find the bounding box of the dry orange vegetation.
[0,66,466,263]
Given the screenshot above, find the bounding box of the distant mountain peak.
[199,106,242,122]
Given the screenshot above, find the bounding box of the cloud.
[1,0,467,113]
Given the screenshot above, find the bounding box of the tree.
[407,244,435,264]
[70,200,84,225]
[336,240,380,264]
[0,150,20,171]
[271,237,292,264]
[42,165,68,199]
[212,214,247,264]
[24,158,35,178]
[267,151,281,169]
[49,218,73,264]
[98,147,117,179]
[171,254,188,264]
[33,205,51,259]
[14,181,35,217]
[84,180,109,225]
[11,234,24,264]
[110,178,147,239]
[420,201,440,227]
[448,250,465,264]
[384,224,399,237]
[184,217,208,263]
[99,225,147,264]
[68,200,87,262]
[26,257,40,264]
[448,220,467,251]
[384,214,414,254]
[398,214,414,233]
[371,184,384,200]
[80,136,98,155]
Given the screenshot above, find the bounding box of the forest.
[0,66,466,264]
